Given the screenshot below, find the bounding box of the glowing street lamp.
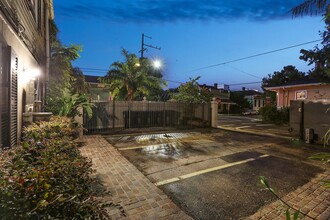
[153,59,162,69]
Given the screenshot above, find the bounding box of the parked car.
[242,109,259,115]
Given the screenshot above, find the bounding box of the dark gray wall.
[290,101,303,137]
[290,100,330,144]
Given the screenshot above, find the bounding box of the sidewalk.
[79,135,192,220]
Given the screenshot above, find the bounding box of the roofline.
[86,81,110,86]
[264,82,326,90]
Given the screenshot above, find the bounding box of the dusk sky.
[53,0,325,91]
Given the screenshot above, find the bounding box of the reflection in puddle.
[135,133,195,143]
[140,142,185,159]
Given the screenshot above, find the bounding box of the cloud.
[55,0,305,23]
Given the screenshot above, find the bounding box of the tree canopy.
[262,65,305,89]
[104,49,166,101]
[46,21,92,118]
[172,77,212,103]
[291,0,330,17]
[298,9,330,82]
[261,65,305,103]
[291,1,330,82]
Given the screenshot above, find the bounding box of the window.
[295,90,307,100]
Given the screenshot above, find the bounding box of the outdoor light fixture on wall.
[22,67,41,101]
[22,67,41,83]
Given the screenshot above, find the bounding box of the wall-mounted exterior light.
[22,68,41,83]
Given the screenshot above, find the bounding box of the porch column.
[211,98,218,128]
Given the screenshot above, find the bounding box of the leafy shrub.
[46,88,94,119]
[58,88,94,119]
[259,106,289,125]
[0,117,107,219]
[23,116,80,142]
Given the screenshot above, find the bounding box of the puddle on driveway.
[106,131,216,161]
[138,142,186,159]
[106,132,202,145]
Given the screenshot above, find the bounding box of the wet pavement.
[161,154,321,219]
[218,115,292,138]
[104,129,329,219]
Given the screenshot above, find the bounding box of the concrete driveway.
[218,115,292,138]
[105,129,328,219]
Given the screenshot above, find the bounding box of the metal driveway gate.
[83,101,211,134]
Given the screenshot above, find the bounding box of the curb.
[218,126,293,140]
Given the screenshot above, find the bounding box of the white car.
[242,109,258,115]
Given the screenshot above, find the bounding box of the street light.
[153,59,162,69]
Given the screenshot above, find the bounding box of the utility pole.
[140,33,161,59]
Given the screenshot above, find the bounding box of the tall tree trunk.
[127,88,134,101]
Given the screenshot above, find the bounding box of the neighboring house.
[264,76,330,108]
[0,0,54,147]
[200,83,235,113]
[84,75,111,101]
[237,88,267,112]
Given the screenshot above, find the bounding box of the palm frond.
[291,0,329,17]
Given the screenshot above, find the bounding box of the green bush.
[23,116,81,142]
[0,117,107,219]
[259,106,289,125]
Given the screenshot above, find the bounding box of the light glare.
[153,60,162,69]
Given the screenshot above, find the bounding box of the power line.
[189,39,321,72]
[80,67,262,87]
[79,68,184,84]
[224,64,262,79]
[79,39,321,75]
[79,67,108,72]
[78,39,321,87]
[229,81,262,86]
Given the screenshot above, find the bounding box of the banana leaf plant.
[59,88,94,119]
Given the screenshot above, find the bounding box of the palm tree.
[104,49,165,101]
[291,0,330,17]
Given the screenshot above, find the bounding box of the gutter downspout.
[44,2,51,111]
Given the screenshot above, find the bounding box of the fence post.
[128,102,131,129]
[112,100,115,129]
[74,107,84,136]
[211,98,218,128]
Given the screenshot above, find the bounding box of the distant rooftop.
[84,75,102,84]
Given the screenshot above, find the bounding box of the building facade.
[241,90,267,112]
[84,75,112,101]
[265,77,330,108]
[199,83,235,113]
[0,0,54,147]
